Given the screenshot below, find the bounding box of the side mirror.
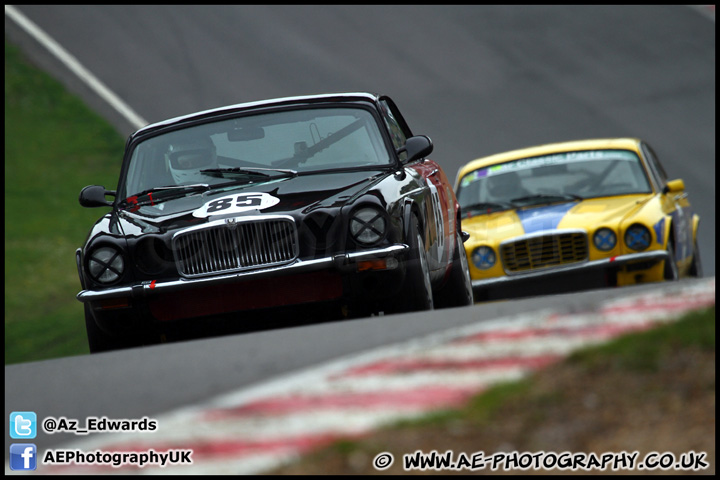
[79,185,115,208]
[398,135,433,164]
[662,179,685,194]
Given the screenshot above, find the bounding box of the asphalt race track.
[4,5,715,472]
[5,6,715,270]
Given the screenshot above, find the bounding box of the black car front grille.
[173,217,298,277]
[501,231,588,273]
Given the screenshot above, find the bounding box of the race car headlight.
[624,224,651,251]
[471,246,496,270]
[349,207,387,245]
[593,228,617,252]
[88,246,125,284]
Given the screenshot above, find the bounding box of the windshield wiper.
[121,184,211,207]
[461,201,516,215]
[200,167,297,178]
[510,193,583,204]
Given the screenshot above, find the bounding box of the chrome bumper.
[471,250,669,289]
[77,244,409,303]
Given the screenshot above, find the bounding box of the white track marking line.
[5,4,148,130]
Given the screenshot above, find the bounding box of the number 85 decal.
[192,192,280,218]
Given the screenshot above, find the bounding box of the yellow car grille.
[501,232,588,273]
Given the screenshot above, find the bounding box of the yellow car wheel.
[690,239,703,278]
[663,241,679,281]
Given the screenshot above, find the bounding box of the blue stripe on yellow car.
[516,203,577,234]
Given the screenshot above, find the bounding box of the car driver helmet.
[166,137,217,185]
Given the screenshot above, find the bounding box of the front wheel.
[84,305,156,353]
[389,215,433,313]
[434,230,474,308]
[689,239,703,278]
[663,241,679,281]
[85,305,131,353]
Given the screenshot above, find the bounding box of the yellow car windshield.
[458,149,652,209]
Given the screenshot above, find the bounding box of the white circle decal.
[192,192,280,218]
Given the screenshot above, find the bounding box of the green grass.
[5,39,125,364]
[567,305,715,372]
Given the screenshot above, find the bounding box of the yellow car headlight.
[471,246,496,270]
[624,224,651,251]
[593,228,617,252]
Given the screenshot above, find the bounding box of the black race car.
[77,93,473,352]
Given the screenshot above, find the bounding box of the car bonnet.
[462,194,654,242]
[115,169,389,234]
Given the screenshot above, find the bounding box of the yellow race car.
[455,138,702,300]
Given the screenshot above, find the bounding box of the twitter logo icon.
[10,412,37,439]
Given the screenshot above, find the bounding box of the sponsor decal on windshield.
[461,150,638,187]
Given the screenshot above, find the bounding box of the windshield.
[457,149,652,212]
[121,107,392,198]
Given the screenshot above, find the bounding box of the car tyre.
[689,239,703,278]
[390,215,433,313]
[663,241,679,281]
[434,230,474,308]
[85,305,131,353]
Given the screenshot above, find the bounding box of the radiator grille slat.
[173,218,298,277]
[501,232,588,273]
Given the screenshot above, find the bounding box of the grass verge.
[5,38,125,364]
